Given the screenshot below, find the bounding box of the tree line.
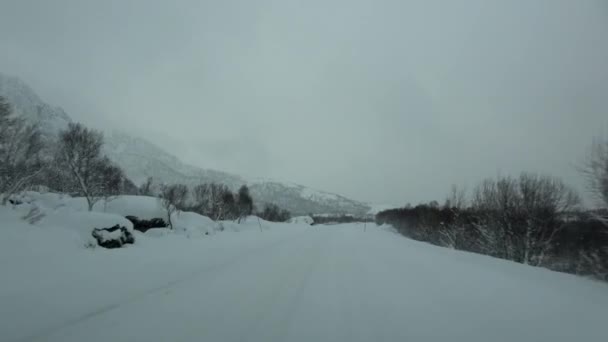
[146,180,292,227]
[376,166,608,280]
[0,96,292,224]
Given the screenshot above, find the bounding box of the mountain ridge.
[0,73,371,215]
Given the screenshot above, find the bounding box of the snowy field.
[1,195,607,342]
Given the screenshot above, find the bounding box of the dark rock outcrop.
[125,216,168,233]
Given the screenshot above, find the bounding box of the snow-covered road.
[3,223,608,342]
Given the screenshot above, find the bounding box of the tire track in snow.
[233,229,332,342]
[14,229,310,342]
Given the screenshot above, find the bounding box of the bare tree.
[221,191,238,220]
[437,185,469,249]
[191,183,236,221]
[0,96,11,139]
[139,177,155,196]
[438,226,460,249]
[471,173,579,265]
[582,137,608,221]
[236,185,253,223]
[444,184,467,210]
[0,97,44,204]
[159,183,188,229]
[57,122,117,211]
[99,159,128,206]
[518,173,580,265]
[577,247,608,281]
[192,183,212,215]
[259,203,291,222]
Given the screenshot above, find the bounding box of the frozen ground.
[1,202,607,342]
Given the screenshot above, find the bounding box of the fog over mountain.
[0,73,371,215]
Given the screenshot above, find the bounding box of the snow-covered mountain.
[0,73,71,139]
[0,73,371,215]
[102,131,370,215]
[102,131,246,188]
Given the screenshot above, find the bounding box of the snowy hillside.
[248,181,369,215]
[102,132,369,215]
[0,73,370,215]
[103,131,246,188]
[0,72,71,139]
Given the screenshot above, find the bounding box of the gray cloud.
[1,0,607,205]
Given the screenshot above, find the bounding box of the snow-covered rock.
[125,216,168,233]
[92,225,135,249]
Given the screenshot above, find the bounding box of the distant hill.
[0,73,371,215]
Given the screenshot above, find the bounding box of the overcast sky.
[1,0,608,205]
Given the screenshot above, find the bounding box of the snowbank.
[4,191,299,249]
[287,215,314,225]
[10,191,73,210]
[11,192,168,220]
[171,211,218,237]
[0,205,31,230]
[93,196,166,220]
[39,208,134,247]
[219,216,270,232]
[143,227,173,238]
[7,192,136,247]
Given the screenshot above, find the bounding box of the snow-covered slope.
[0,73,370,215]
[103,131,246,188]
[0,73,71,139]
[102,132,369,214]
[1,207,607,342]
[248,181,368,215]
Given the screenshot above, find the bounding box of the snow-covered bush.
[287,216,314,225]
[258,203,291,222]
